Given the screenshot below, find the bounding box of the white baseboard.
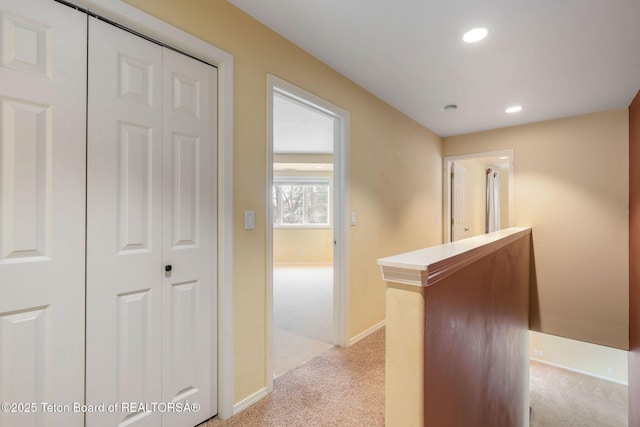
[233,320,384,415]
[233,387,269,415]
[348,320,385,346]
[530,358,628,386]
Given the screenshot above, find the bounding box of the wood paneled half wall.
[379,228,531,426]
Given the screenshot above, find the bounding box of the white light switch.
[245,210,255,230]
[351,212,357,226]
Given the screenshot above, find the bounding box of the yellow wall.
[274,228,333,265]
[443,109,629,349]
[274,153,333,164]
[124,0,443,403]
[385,283,427,426]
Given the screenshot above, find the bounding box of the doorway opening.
[267,75,349,388]
[443,150,514,242]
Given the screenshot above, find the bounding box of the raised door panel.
[0,1,87,426]
[0,307,50,426]
[0,98,50,261]
[86,17,162,427]
[161,47,217,426]
[172,133,199,247]
[118,123,154,253]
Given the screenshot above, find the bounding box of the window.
[273,178,330,227]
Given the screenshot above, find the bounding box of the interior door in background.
[0,1,87,425]
[451,161,468,241]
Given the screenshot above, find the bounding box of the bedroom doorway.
[267,75,349,388]
[444,150,514,242]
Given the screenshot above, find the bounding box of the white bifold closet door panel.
[86,17,163,427]
[86,17,216,427]
[0,0,87,426]
[161,47,216,427]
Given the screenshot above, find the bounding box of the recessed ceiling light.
[463,27,489,43]
[499,156,508,160]
[505,105,522,114]
[444,104,458,112]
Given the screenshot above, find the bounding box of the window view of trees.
[273,180,330,226]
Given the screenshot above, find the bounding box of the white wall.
[530,331,628,384]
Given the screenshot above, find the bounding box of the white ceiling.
[274,91,334,154]
[228,0,640,137]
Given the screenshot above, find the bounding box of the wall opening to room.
[443,150,513,242]
[267,76,349,385]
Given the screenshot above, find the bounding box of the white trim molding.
[232,387,269,415]
[266,74,351,394]
[64,0,235,419]
[348,320,385,346]
[530,359,628,386]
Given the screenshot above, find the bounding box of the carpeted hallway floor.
[200,327,628,427]
[529,360,628,426]
[201,328,385,427]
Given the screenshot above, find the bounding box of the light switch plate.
[245,210,255,230]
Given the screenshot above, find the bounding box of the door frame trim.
[266,74,350,391]
[443,149,514,243]
[67,0,235,419]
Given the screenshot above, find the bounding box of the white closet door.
[86,17,163,427]
[161,48,216,426]
[0,1,86,426]
[87,18,217,427]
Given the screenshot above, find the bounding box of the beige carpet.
[200,328,385,427]
[200,329,628,427]
[273,328,332,377]
[530,360,628,427]
[273,267,333,377]
[273,267,333,343]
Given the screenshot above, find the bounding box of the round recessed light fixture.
[444,104,458,112]
[463,27,489,43]
[505,105,522,114]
